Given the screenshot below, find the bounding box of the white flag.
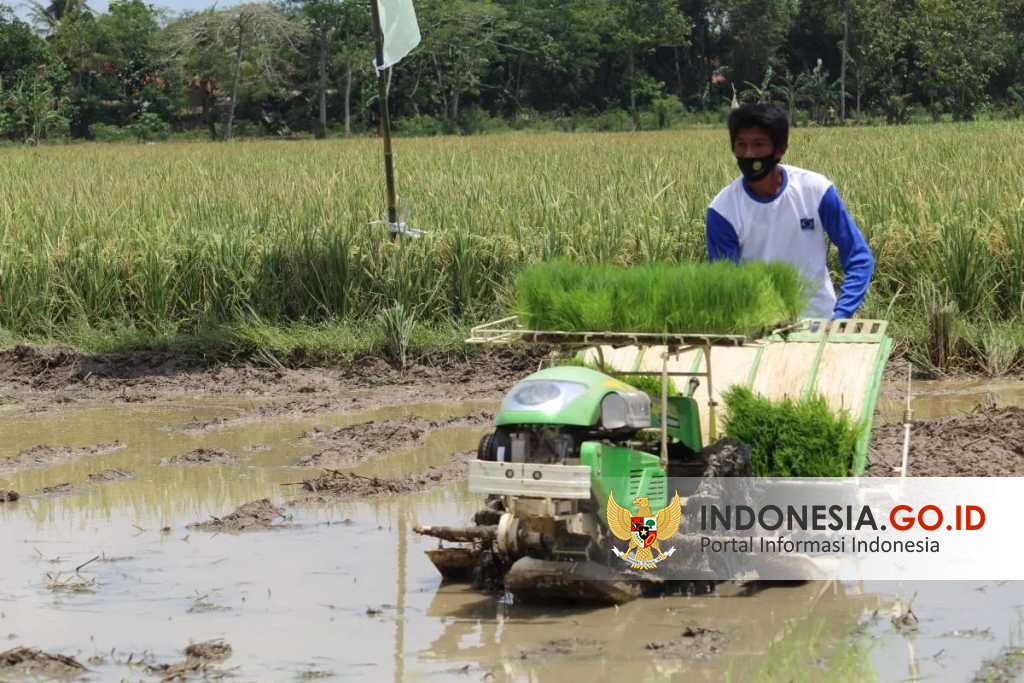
[375,0,421,72]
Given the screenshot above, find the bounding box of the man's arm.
[817,186,875,319]
[706,208,741,262]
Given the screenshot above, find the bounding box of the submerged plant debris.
[294,453,473,500]
[296,412,490,468]
[146,639,234,680]
[187,499,289,532]
[0,646,87,677]
[1,441,125,474]
[87,467,135,482]
[515,260,809,337]
[161,448,238,466]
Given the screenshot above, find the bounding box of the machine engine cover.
[600,391,651,430]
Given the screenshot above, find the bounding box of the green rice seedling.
[515,260,809,337]
[721,385,863,477]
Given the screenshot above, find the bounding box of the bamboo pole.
[370,0,398,241]
[705,343,718,442]
[660,350,669,467]
[900,363,913,479]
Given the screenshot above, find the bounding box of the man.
[706,104,874,320]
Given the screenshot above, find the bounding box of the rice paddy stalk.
[0,124,1020,367]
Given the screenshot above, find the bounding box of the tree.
[846,0,914,123]
[49,7,115,137]
[409,0,506,127]
[168,3,308,139]
[100,0,168,124]
[0,61,70,142]
[607,0,690,129]
[0,5,48,85]
[907,0,1006,120]
[718,0,794,88]
[24,0,91,35]
[289,0,370,138]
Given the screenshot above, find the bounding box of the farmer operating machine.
[414,316,894,603]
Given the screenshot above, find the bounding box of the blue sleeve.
[706,208,740,263]
[818,186,874,319]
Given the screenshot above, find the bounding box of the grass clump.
[516,260,809,338]
[721,386,863,477]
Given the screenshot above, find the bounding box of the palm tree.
[22,0,92,34]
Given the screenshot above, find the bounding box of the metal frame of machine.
[414,316,898,602]
[468,314,755,467]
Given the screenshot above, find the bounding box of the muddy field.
[1,346,1023,681]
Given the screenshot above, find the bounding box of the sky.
[11,0,244,21]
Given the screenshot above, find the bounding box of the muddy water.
[1,388,1023,680]
[878,377,1024,422]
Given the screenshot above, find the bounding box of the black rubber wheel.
[477,431,495,461]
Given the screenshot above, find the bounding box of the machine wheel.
[701,437,753,477]
[477,432,495,461]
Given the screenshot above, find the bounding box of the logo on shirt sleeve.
[800,218,816,231]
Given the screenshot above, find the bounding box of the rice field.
[1,122,1023,371]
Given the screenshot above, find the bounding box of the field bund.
[1,123,1022,369]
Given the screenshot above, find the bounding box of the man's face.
[733,127,780,159]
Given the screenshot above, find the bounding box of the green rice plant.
[721,386,863,477]
[999,210,1024,318]
[0,125,1022,366]
[928,220,997,317]
[515,260,810,337]
[967,321,1024,377]
[916,279,961,373]
[377,302,418,370]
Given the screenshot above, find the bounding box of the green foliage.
[515,260,809,337]
[722,386,863,477]
[395,113,442,136]
[908,0,1007,121]
[0,63,69,142]
[3,0,1024,135]
[91,122,133,141]
[128,111,169,141]
[376,301,417,369]
[0,6,48,83]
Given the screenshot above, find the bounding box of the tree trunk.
[673,46,683,101]
[839,0,849,122]
[628,51,638,131]
[316,29,327,139]
[204,95,218,141]
[344,58,352,137]
[226,24,245,140]
[855,65,863,118]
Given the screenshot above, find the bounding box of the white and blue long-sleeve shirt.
[705,164,874,320]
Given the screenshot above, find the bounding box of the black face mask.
[737,154,779,182]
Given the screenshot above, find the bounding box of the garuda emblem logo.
[606,491,682,570]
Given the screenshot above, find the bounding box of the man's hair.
[728,104,789,150]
